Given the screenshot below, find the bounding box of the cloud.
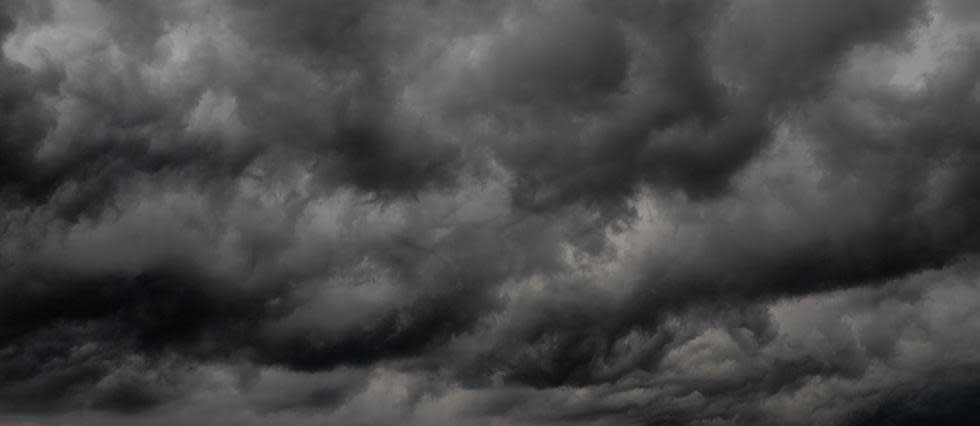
[2,0,980,424]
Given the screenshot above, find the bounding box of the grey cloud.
[2,0,980,425]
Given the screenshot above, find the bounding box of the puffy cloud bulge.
[2,0,980,424]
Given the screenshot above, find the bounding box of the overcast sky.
[2,1,980,425]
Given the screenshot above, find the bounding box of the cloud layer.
[2,0,980,425]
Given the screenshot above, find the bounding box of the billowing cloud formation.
[2,0,980,425]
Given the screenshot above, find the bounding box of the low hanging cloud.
[2,0,980,425]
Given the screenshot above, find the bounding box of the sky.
[1,0,980,425]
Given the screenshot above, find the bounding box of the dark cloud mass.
[2,0,980,425]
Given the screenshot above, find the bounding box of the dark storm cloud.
[3,0,980,425]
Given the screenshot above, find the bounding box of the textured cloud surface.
[2,0,980,425]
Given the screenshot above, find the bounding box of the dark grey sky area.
[2,1,980,425]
